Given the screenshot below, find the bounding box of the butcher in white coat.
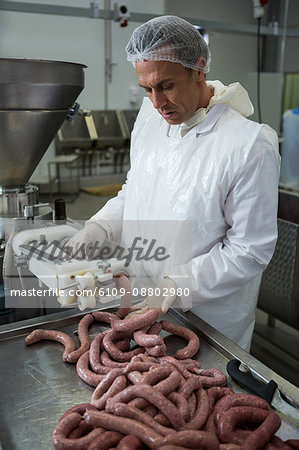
[68,16,280,351]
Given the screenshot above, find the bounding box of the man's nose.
[151,90,167,109]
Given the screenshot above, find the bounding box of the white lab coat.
[89,81,280,351]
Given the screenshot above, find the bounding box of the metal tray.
[0,308,298,449]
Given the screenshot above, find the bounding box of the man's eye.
[161,85,173,91]
[144,88,152,93]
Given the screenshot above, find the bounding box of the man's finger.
[161,295,174,313]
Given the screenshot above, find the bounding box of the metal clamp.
[23,203,50,219]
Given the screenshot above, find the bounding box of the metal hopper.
[0,58,86,188]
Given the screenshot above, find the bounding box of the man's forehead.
[136,60,187,84]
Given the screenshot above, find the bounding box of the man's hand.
[65,223,107,259]
[125,277,178,319]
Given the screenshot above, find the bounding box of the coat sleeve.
[167,125,281,308]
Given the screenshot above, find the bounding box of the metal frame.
[0,0,299,37]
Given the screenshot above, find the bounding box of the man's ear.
[195,57,206,81]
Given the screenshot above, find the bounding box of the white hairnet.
[125,15,211,73]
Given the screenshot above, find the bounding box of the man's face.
[136,60,206,125]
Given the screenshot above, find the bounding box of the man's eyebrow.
[138,78,174,89]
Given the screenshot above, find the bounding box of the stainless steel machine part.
[0,185,40,218]
[0,110,70,188]
[0,58,85,110]
[0,308,297,449]
[0,58,86,189]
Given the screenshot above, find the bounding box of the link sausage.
[84,410,164,449]
[24,329,76,362]
[86,431,124,450]
[67,314,95,363]
[161,320,200,359]
[52,412,104,449]
[76,350,105,386]
[112,309,160,334]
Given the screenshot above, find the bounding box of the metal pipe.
[104,0,112,110]
[279,0,289,74]
[0,0,298,37]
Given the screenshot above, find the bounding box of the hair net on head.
[125,15,211,73]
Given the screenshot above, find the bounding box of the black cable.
[257,17,262,124]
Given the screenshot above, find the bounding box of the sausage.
[193,368,227,387]
[138,353,158,364]
[181,388,209,430]
[24,329,76,362]
[147,321,162,335]
[214,393,270,424]
[58,403,98,423]
[133,327,164,348]
[111,309,160,334]
[265,436,295,449]
[84,410,164,449]
[158,447,191,450]
[100,350,130,368]
[127,371,143,384]
[158,356,195,380]
[207,387,235,414]
[219,445,242,450]
[92,374,127,409]
[92,310,118,324]
[91,369,124,408]
[140,365,172,385]
[188,392,197,421]
[163,430,219,450]
[161,320,200,359]
[167,392,189,422]
[116,435,144,450]
[146,343,166,357]
[68,420,93,439]
[86,431,124,450]
[106,383,185,430]
[144,404,158,418]
[242,411,282,450]
[67,314,95,363]
[110,401,176,437]
[125,361,159,374]
[116,275,132,319]
[76,350,105,386]
[217,406,280,448]
[89,331,113,374]
[205,410,218,435]
[178,375,202,398]
[129,368,181,410]
[103,331,144,361]
[52,412,105,449]
[114,338,131,352]
[154,411,172,427]
[180,359,201,372]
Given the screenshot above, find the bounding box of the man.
[68,16,280,351]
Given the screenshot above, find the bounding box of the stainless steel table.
[0,308,298,449]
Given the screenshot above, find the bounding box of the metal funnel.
[0,58,86,188]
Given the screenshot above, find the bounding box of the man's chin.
[161,114,183,125]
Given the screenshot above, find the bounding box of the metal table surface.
[0,308,298,450]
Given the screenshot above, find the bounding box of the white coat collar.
[195,103,227,135]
